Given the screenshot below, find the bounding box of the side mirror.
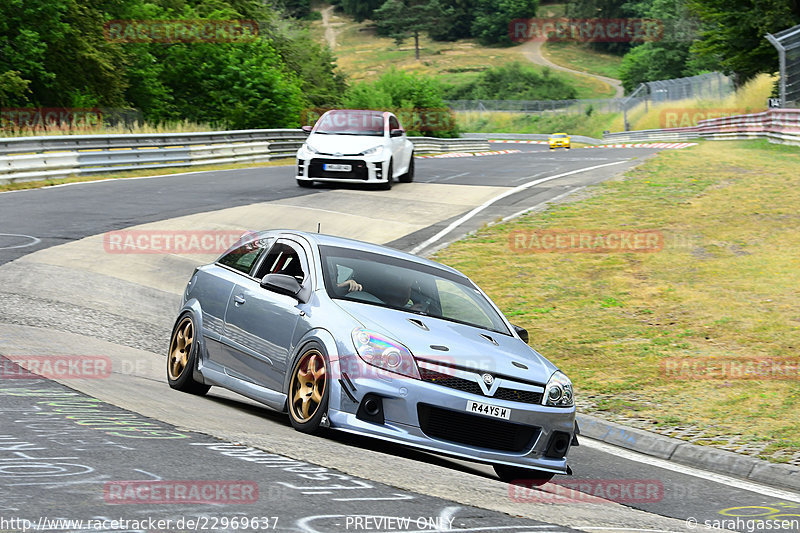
[513,324,529,344]
[261,273,306,302]
[390,128,404,137]
[301,125,313,133]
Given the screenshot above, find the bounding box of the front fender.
[283,328,343,414]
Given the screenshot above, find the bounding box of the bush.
[343,68,459,137]
[443,62,578,101]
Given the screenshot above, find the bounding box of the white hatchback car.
[296,109,415,190]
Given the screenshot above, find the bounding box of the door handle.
[233,295,246,305]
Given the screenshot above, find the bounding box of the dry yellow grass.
[1,120,217,138]
[609,74,776,132]
[434,140,800,460]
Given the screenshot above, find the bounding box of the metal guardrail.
[603,109,800,146]
[463,132,603,144]
[0,131,490,184]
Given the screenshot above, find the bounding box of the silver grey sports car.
[167,230,577,483]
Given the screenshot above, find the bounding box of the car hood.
[306,134,387,155]
[335,300,557,385]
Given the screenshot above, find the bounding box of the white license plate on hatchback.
[323,163,352,172]
[466,400,510,420]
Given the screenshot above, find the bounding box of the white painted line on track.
[409,160,628,255]
[498,186,586,223]
[0,233,41,250]
[0,166,267,195]
[581,438,800,503]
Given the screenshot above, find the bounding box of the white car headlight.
[302,143,320,154]
[351,328,420,379]
[360,145,384,156]
[544,370,574,407]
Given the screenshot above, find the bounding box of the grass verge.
[457,110,617,138]
[541,42,623,80]
[0,159,293,193]
[433,140,800,462]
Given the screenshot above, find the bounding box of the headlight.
[544,370,573,407]
[302,143,319,154]
[360,145,384,156]
[351,328,420,379]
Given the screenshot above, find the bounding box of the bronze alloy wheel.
[167,314,210,395]
[290,349,327,424]
[168,316,194,381]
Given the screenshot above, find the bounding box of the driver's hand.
[338,279,362,293]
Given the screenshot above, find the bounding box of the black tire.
[297,179,313,188]
[399,153,414,183]
[287,343,330,434]
[493,464,554,486]
[379,160,393,190]
[167,314,211,395]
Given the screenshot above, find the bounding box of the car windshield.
[552,134,567,138]
[314,110,385,136]
[320,245,510,335]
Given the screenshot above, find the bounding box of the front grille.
[494,387,543,405]
[419,367,543,405]
[419,367,482,396]
[417,404,539,452]
[308,158,368,180]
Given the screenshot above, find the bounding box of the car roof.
[258,230,463,277]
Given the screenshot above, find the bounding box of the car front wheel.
[297,179,313,188]
[379,159,393,190]
[399,153,414,183]
[288,343,330,434]
[167,314,211,395]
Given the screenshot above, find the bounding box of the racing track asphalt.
[1,144,798,532]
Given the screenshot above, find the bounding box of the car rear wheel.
[493,464,554,486]
[167,314,211,395]
[399,154,414,183]
[288,343,330,434]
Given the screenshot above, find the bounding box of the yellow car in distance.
[548,133,571,149]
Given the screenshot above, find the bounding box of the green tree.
[471,0,538,45]
[688,0,800,84]
[374,0,445,60]
[618,0,715,91]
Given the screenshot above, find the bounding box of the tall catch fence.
[767,24,800,108]
[446,72,734,131]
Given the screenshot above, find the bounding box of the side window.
[254,242,307,282]
[217,237,272,275]
[389,116,400,131]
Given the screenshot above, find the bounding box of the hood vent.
[408,318,429,331]
[480,333,499,346]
